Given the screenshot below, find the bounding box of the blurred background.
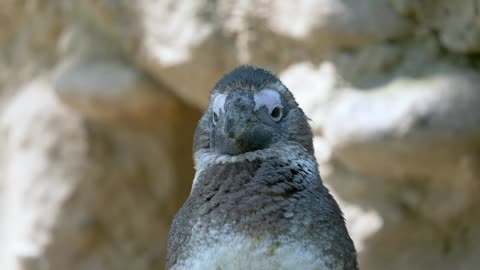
[0,0,479,269]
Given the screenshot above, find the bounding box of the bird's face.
[193,66,314,158]
[209,88,288,155]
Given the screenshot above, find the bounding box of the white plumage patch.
[185,144,328,269]
[172,226,328,270]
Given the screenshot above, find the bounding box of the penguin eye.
[212,94,226,125]
[255,89,284,122]
[270,106,282,121]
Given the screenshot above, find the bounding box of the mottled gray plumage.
[166,66,358,270]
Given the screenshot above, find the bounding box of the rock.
[280,61,340,134]
[0,78,199,270]
[323,63,480,182]
[268,0,411,43]
[356,199,480,270]
[53,55,182,129]
[0,1,63,93]
[0,79,90,270]
[392,0,480,53]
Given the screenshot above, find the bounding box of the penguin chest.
[175,232,328,270]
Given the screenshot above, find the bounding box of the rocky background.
[0,1,479,269]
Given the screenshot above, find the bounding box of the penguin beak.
[213,89,273,155]
[222,102,253,141]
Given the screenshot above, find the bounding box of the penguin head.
[194,65,314,156]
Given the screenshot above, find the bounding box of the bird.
[166,65,358,270]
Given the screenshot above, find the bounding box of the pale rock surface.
[0,78,199,270]
[0,80,90,270]
[268,0,411,42]
[53,55,182,128]
[392,0,480,53]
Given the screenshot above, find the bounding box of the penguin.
[166,65,358,270]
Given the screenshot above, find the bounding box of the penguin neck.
[192,142,315,190]
[187,143,320,237]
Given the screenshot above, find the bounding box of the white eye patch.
[254,89,283,121]
[212,94,226,122]
[254,89,282,111]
